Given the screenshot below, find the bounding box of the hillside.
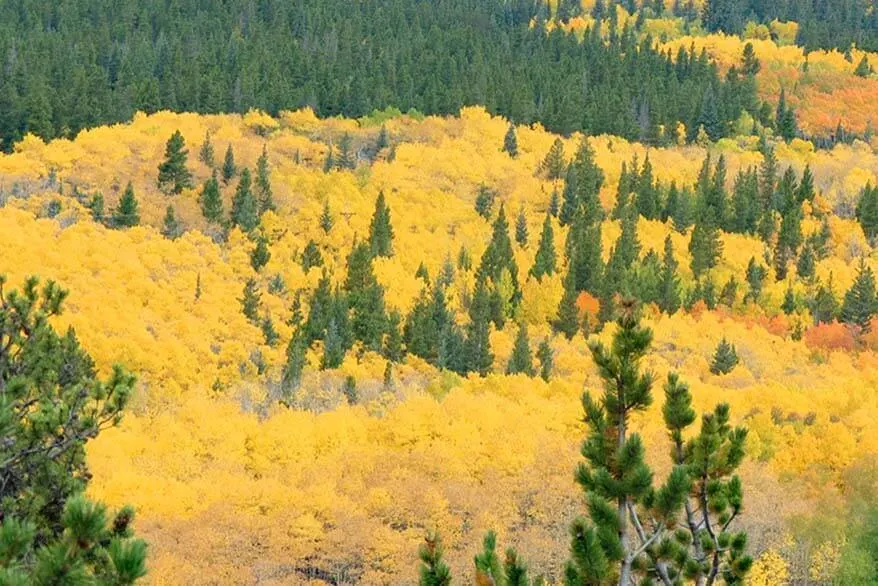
[0,3,877,585]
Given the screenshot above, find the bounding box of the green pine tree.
[475,185,496,219]
[689,209,723,278]
[239,278,261,325]
[342,375,358,405]
[320,199,334,233]
[344,242,387,351]
[530,214,557,280]
[782,282,797,315]
[542,138,566,180]
[854,55,872,77]
[323,144,335,173]
[89,192,105,223]
[301,239,324,272]
[465,278,494,376]
[658,234,682,314]
[503,123,518,158]
[384,309,404,362]
[199,131,215,167]
[199,172,224,224]
[113,182,140,228]
[710,337,739,374]
[376,125,390,153]
[281,329,307,397]
[261,315,280,346]
[811,274,840,325]
[418,533,452,586]
[796,242,816,280]
[555,268,581,340]
[250,235,271,272]
[255,145,274,213]
[157,130,193,194]
[161,205,180,239]
[744,256,768,304]
[337,133,356,169]
[369,191,395,257]
[515,209,529,247]
[856,183,878,242]
[222,144,237,184]
[548,189,561,217]
[537,337,553,382]
[507,322,535,376]
[230,169,258,232]
[841,259,877,331]
[720,275,739,307]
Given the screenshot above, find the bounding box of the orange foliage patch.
[803,321,857,352]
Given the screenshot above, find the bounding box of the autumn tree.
[199,172,224,224]
[710,338,739,375]
[113,182,140,228]
[369,191,394,257]
[841,260,877,331]
[530,213,557,280]
[255,145,274,213]
[503,123,518,157]
[157,130,193,194]
[507,322,535,376]
[0,276,146,583]
[231,168,259,232]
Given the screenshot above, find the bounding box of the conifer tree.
[281,329,307,395]
[337,133,356,169]
[322,288,352,369]
[344,242,388,350]
[261,315,280,346]
[720,276,739,307]
[384,310,404,362]
[320,199,334,233]
[89,193,105,223]
[503,123,519,158]
[555,269,581,340]
[342,375,357,405]
[415,262,430,282]
[515,209,529,247]
[301,240,324,272]
[658,234,682,314]
[477,203,521,322]
[670,185,695,233]
[854,55,872,77]
[222,144,237,184]
[304,271,333,344]
[782,282,797,315]
[157,130,193,194]
[200,172,224,224]
[113,182,140,228]
[731,168,759,234]
[811,274,840,325]
[230,168,258,232]
[250,235,271,272]
[255,145,274,213]
[530,214,557,280]
[323,144,335,173]
[376,125,390,153]
[239,278,261,324]
[856,183,878,242]
[475,185,496,219]
[775,89,798,142]
[161,205,180,239]
[465,278,494,376]
[841,259,877,331]
[507,322,535,376]
[549,189,561,217]
[195,273,202,301]
[437,255,456,290]
[710,337,739,374]
[796,242,816,280]
[369,191,395,257]
[199,130,215,167]
[418,533,452,586]
[741,42,760,76]
[744,257,767,304]
[689,210,723,278]
[537,338,555,382]
[542,138,566,180]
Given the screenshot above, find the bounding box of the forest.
[0,1,877,585]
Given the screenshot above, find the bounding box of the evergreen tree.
[542,138,566,180]
[658,234,682,314]
[744,257,768,304]
[344,242,387,350]
[112,182,140,228]
[775,89,798,142]
[515,209,529,247]
[157,130,193,194]
[255,145,274,213]
[222,144,237,184]
[250,235,271,272]
[811,275,840,325]
[854,55,872,77]
[710,337,739,374]
[195,273,202,301]
[856,183,878,242]
[782,282,797,314]
[530,214,557,280]
[281,329,307,395]
[199,172,224,224]
[369,191,395,257]
[342,375,357,405]
[465,278,494,376]
[537,337,553,382]
[503,123,519,158]
[741,42,760,76]
[320,199,334,233]
[161,205,181,239]
[323,144,335,173]
[304,271,333,344]
[797,242,816,280]
[841,259,877,331]
[475,185,496,219]
[506,322,535,376]
[261,315,280,346]
[376,125,390,153]
[731,168,759,234]
[0,277,145,584]
[548,189,561,217]
[670,185,696,233]
[415,262,430,283]
[230,169,259,232]
[89,193,105,223]
[301,240,324,272]
[199,130,215,167]
[337,133,356,169]
[322,288,352,369]
[477,203,521,323]
[239,278,261,324]
[689,210,723,278]
[418,533,452,586]
[720,275,739,307]
[384,310,404,362]
[555,269,581,340]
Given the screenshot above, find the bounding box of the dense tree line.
[0,0,755,150]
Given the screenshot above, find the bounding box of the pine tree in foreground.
[710,337,740,375]
[113,182,140,228]
[418,532,452,586]
[157,130,193,194]
[841,259,877,331]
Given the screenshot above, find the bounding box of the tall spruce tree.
[856,183,878,242]
[507,322,535,376]
[230,168,258,232]
[369,191,395,257]
[477,203,521,324]
[515,209,529,247]
[320,199,334,233]
[466,278,494,376]
[255,145,274,213]
[250,235,271,272]
[744,257,768,304]
[199,171,224,224]
[710,338,739,374]
[543,138,566,180]
[555,268,581,340]
[841,259,877,331]
[222,144,237,184]
[503,123,519,158]
[659,234,682,314]
[239,278,261,324]
[689,209,723,278]
[530,214,557,280]
[199,131,215,167]
[157,130,193,194]
[475,185,496,219]
[161,205,181,239]
[537,338,554,382]
[344,242,387,350]
[336,133,356,169]
[113,182,140,228]
[811,274,840,325]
